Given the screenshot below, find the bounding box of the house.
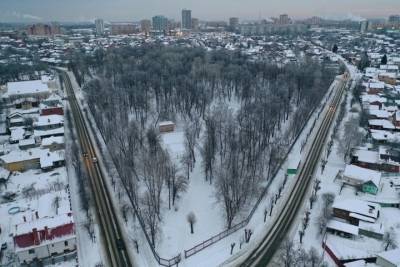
[3,80,50,102]
[13,97,39,109]
[7,112,25,129]
[0,148,65,172]
[10,127,26,144]
[326,220,359,239]
[332,198,381,225]
[18,138,37,150]
[33,115,64,131]
[358,221,384,240]
[342,164,381,195]
[34,127,64,139]
[159,121,175,133]
[368,109,390,120]
[368,119,395,131]
[378,146,400,172]
[378,72,397,86]
[376,248,400,267]
[41,136,64,151]
[351,148,380,170]
[362,95,387,110]
[14,213,76,265]
[367,81,385,95]
[40,94,64,116]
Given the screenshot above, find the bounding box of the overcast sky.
[0,0,399,22]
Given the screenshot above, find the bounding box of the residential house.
[14,213,76,265]
[376,248,400,267]
[342,164,381,195]
[332,198,381,225]
[159,121,175,133]
[3,80,50,102]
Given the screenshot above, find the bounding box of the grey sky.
[0,0,399,22]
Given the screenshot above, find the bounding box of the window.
[28,249,35,254]
[64,241,68,247]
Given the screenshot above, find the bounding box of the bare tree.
[383,228,398,251]
[337,116,364,161]
[187,212,197,234]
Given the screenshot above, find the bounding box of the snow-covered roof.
[327,220,359,236]
[377,248,400,265]
[362,94,387,104]
[352,148,379,164]
[159,121,175,126]
[368,119,395,130]
[34,127,64,138]
[368,81,385,89]
[333,198,381,219]
[10,127,25,142]
[41,136,64,147]
[34,115,64,127]
[368,109,390,119]
[343,164,381,186]
[19,138,36,147]
[15,212,74,236]
[358,221,384,235]
[6,80,50,97]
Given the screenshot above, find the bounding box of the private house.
[13,97,40,110]
[41,136,64,151]
[378,72,397,86]
[40,94,64,116]
[326,220,359,239]
[159,121,175,133]
[0,148,65,172]
[362,95,387,110]
[332,198,381,225]
[342,164,381,195]
[18,138,37,150]
[366,81,385,95]
[34,127,64,140]
[368,119,395,131]
[7,112,25,129]
[368,109,390,120]
[33,115,64,131]
[3,80,50,102]
[14,213,76,265]
[351,147,400,173]
[376,248,400,267]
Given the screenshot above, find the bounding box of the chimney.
[44,226,49,240]
[35,211,39,219]
[32,228,40,245]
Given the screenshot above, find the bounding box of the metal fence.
[85,107,181,267]
[184,99,322,259]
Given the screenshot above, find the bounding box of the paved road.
[240,74,349,267]
[61,71,132,267]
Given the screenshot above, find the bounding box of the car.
[92,157,98,163]
[116,239,125,250]
[82,152,88,158]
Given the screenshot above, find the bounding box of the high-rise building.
[388,15,400,24]
[95,19,104,35]
[141,19,152,34]
[182,9,192,30]
[229,17,239,31]
[110,23,136,35]
[360,20,369,33]
[191,18,199,31]
[278,14,291,25]
[27,23,60,36]
[152,15,169,32]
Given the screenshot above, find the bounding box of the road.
[240,73,349,267]
[61,71,132,267]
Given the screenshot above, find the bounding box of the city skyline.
[0,0,399,23]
